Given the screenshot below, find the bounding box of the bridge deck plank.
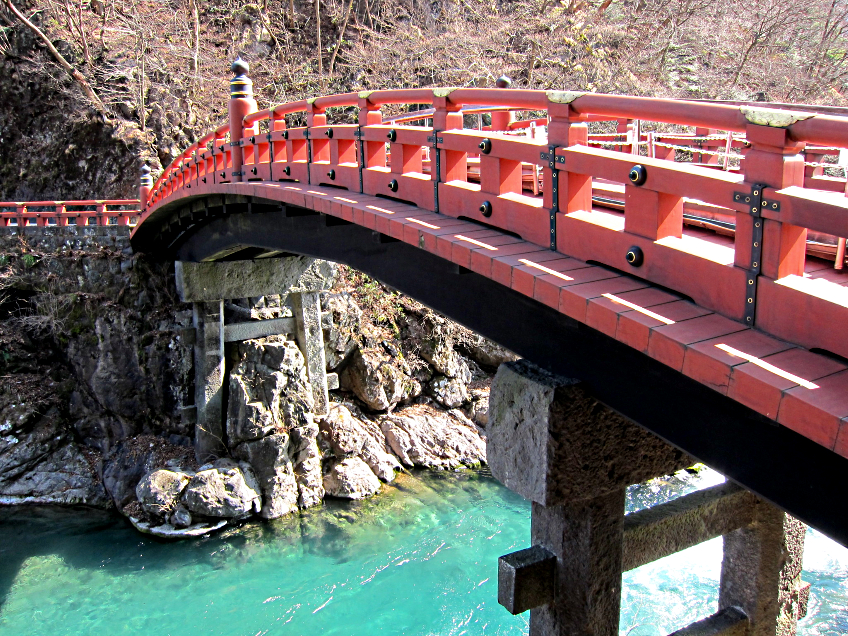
[778,370,848,449]
[728,348,846,422]
[558,277,651,323]
[648,314,749,372]
[681,330,797,395]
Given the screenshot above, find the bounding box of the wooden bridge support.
[489,360,808,636]
[175,257,336,462]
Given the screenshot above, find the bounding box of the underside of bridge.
[132,193,848,554]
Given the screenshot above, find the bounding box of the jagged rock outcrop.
[135,468,192,516]
[233,433,298,519]
[226,338,313,445]
[340,348,406,411]
[322,293,363,370]
[323,456,381,499]
[320,404,400,482]
[381,403,487,469]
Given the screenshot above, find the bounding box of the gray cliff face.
[0,227,191,509]
[0,227,510,537]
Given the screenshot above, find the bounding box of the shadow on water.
[0,468,502,612]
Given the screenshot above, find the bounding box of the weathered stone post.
[229,59,258,183]
[489,359,810,636]
[489,360,690,635]
[192,299,226,462]
[720,503,808,636]
[291,292,330,417]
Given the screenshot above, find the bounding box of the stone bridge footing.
[175,257,337,463]
[489,360,808,636]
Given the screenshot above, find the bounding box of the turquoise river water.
[0,467,845,636]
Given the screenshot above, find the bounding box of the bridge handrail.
[140,72,848,368]
[148,88,847,207]
[0,199,140,227]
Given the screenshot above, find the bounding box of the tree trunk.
[328,0,355,76]
[5,0,106,114]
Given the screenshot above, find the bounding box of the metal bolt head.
[478,138,492,154]
[480,201,493,217]
[495,75,512,89]
[387,129,397,142]
[625,245,644,267]
[328,169,336,180]
[388,179,399,192]
[628,164,647,186]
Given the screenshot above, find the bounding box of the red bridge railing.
[0,200,141,226]
[138,63,848,365]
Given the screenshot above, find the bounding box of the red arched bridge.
[7,66,848,549]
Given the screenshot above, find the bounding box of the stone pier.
[175,256,336,463]
[489,360,807,636]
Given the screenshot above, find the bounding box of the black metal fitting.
[220,172,226,178]
[328,169,336,180]
[625,246,644,267]
[283,166,291,176]
[478,138,492,154]
[251,167,257,175]
[388,179,399,192]
[219,145,225,152]
[202,177,207,183]
[283,131,289,140]
[325,128,333,138]
[250,136,255,144]
[387,129,397,142]
[629,165,647,186]
[479,201,493,217]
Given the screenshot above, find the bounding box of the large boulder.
[181,459,261,518]
[320,404,367,457]
[320,404,400,482]
[381,403,486,469]
[233,433,298,519]
[135,468,191,516]
[102,436,193,509]
[323,457,381,499]
[340,348,405,411]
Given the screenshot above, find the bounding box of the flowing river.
[0,467,845,635]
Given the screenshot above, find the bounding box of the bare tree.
[3,0,106,112]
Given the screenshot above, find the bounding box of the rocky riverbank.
[0,227,514,537]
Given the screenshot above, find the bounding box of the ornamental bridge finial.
[230,58,253,99]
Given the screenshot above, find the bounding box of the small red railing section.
[139,68,848,366]
[0,200,140,227]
